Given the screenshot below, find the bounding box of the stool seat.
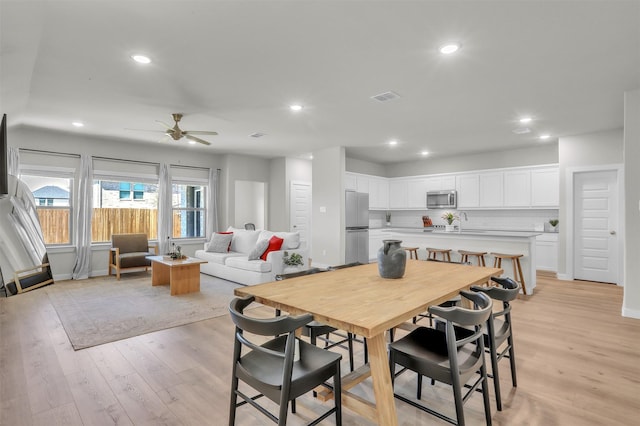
[426,248,452,262]
[491,252,527,295]
[403,247,419,260]
[458,250,487,266]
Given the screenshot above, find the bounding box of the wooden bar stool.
[491,252,527,295]
[403,247,419,260]
[426,248,452,262]
[458,250,487,266]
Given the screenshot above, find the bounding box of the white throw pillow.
[247,238,270,261]
[257,230,300,249]
[227,227,261,254]
[206,232,233,253]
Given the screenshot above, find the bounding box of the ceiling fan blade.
[185,134,211,146]
[156,120,173,130]
[183,130,219,136]
[125,128,167,133]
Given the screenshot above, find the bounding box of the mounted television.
[0,114,7,196]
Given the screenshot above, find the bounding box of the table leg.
[367,333,398,426]
[151,261,169,286]
[169,264,201,296]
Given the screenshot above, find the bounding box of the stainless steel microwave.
[426,190,457,209]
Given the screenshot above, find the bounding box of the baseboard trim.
[556,273,572,281]
[622,307,640,319]
[53,273,73,281]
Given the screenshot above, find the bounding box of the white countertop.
[371,227,542,238]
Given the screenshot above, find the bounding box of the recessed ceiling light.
[289,104,303,111]
[439,43,460,54]
[539,134,551,140]
[309,154,314,160]
[389,140,398,146]
[519,117,533,123]
[72,121,84,127]
[131,54,151,64]
[421,151,429,156]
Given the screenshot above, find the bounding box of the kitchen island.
[370,228,540,294]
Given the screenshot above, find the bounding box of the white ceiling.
[1,1,639,164]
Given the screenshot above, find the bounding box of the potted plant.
[283,251,304,273]
[385,211,392,226]
[441,211,459,232]
[548,219,559,232]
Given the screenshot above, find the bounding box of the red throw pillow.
[260,235,284,261]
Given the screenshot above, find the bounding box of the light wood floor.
[1,274,639,425]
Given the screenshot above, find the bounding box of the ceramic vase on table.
[377,239,406,279]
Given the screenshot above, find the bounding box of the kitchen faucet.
[458,212,468,232]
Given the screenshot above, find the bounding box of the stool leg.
[480,255,486,266]
[516,257,527,295]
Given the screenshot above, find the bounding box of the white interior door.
[573,170,618,283]
[290,181,311,249]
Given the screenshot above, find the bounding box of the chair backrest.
[111,233,149,254]
[474,276,520,303]
[275,267,327,281]
[327,262,363,270]
[244,223,256,230]
[229,295,313,336]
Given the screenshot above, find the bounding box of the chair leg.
[334,364,343,426]
[417,374,423,399]
[291,398,296,413]
[363,338,368,365]
[347,333,354,372]
[451,374,466,426]
[481,359,493,426]
[490,341,503,411]
[228,375,239,426]
[508,335,518,387]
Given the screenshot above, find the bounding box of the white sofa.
[195,227,309,286]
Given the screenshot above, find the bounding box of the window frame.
[171,178,208,240]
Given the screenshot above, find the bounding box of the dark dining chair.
[228,295,342,426]
[389,290,493,426]
[275,267,357,372]
[470,276,520,411]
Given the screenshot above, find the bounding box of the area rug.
[46,273,242,350]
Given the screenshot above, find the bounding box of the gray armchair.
[108,233,157,280]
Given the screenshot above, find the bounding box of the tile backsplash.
[370,209,559,231]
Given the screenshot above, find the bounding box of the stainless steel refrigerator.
[345,191,369,264]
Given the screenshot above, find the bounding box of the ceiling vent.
[371,91,401,102]
[512,127,531,135]
[249,132,266,138]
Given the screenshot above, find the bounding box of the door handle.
[610,230,616,235]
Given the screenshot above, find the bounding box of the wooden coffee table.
[146,255,207,296]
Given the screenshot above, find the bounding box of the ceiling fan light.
[289,104,303,111]
[131,54,151,64]
[439,43,460,54]
[188,140,196,145]
[72,121,84,127]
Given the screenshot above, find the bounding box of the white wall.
[234,180,265,229]
[268,157,287,231]
[623,90,640,318]
[557,128,624,278]
[311,147,345,267]
[384,143,558,177]
[346,157,387,176]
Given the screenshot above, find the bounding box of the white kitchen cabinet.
[531,167,559,207]
[456,174,480,208]
[408,178,428,208]
[536,233,558,272]
[425,175,456,192]
[345,173,357,191]
[504,169,531,207]
[356,175,369,193]
[369,229,387,261]
[388,179,409,209]
[479,172,504,208]
[369,177,389,210]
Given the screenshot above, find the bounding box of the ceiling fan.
[155,113,218,145]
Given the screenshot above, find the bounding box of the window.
[119,182,145,200]
[20,174,73,245]
[92,179,158,242]
[172,183,206,239]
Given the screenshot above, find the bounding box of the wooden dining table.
[234,260,502,425]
